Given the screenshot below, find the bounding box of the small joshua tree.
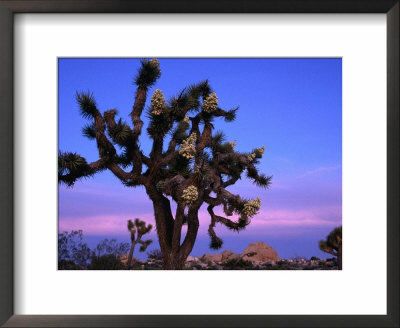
[127,218,153,268]
[319,226,342,269]
[59,58,271,269]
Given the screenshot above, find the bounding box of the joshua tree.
[319,226,342,269]
[58,58,271,269]
[127,218,153,268]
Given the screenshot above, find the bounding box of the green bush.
[147,249,163,261]
[58,259,81,270]
[224,258,253,270]
[88,254,125,270]
[58,230,91,268]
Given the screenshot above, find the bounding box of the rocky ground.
[123,242,340,270]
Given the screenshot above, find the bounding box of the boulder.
[241,242,279,262]
[222,250,240,262]
[201,250,241,263]
[186,256,199,262]
[221,250,233,261]
[201,253,223,263]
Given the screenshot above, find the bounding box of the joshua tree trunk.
[150,190,199,270]
[127,241,136,268]
[164,255,186,270]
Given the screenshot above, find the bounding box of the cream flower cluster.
[151,89,166,115]
[247,146,265,161]
[183,115,190,124]
[202,92,218,113]
[242,197,261,217]
[229,140,236,149]
[179,132,197,159]
[247,153,256,161]
[181,185,198,205]
[149,58,160,68]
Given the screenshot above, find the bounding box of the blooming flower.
[242,197,261,217]
[247,153,256,161]
[202,92,218,113]
[179,132,197,159]
[181,185,198,205]
[149,58,160,68]
[151,89,166,115]
[247,146,265,161]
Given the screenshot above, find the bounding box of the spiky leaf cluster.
[139,240,153,252]
[76,92,97,119]
[319,226,342,256]
[58,152,95,187]
[134,58,161,87]
[108,118,131,146]
[209,235,223,250]
[170,115,190,144]
[82,124,96,139]
[246,166,272,188]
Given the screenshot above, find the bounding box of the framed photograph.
[0,1,398,327]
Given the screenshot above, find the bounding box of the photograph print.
[58,58,342,270]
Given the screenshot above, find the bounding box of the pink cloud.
[59,204,341,237]
[195,205,341,234]
[59,214,156,235]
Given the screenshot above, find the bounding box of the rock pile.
[241,242,280,262]
[121,241,340,270]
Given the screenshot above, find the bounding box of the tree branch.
[130,86,147,176]
[207,205,244,231]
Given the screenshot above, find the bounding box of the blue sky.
[58,58,342,260]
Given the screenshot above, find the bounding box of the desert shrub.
[92,238,130,257]
[58,231,131,270]
[89,239,130,270]
[319,226,342,269]
[310,256,320,261]
[88,254,125,270]
[147,249,163,261]
[58,259,81,270]
[58,230,91,268]
[224,258,253,270]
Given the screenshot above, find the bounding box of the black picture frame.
[0,1,398,327]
